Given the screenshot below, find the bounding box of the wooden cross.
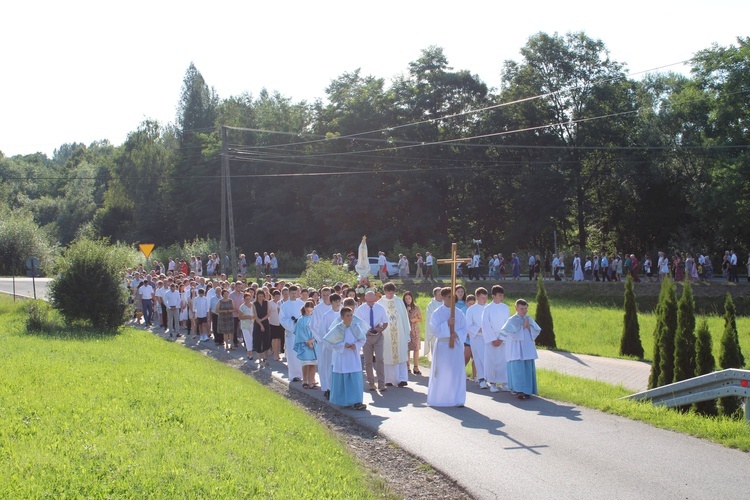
[437,243,471,348]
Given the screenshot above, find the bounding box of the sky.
[1,0,748,157]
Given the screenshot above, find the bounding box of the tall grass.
[0,297,375,498]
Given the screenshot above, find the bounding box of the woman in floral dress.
[403,291,423,375]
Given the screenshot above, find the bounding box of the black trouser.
[554,267,561,281]
[594,269,599,282]
[161,303,168,328]
[212,313,222,344]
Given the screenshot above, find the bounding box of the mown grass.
[0,297,379,498]
[537,369,750,451]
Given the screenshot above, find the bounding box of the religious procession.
[127,238,543,411]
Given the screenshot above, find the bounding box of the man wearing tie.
[355,291,389,392]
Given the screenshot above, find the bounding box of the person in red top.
[180,259,189,276]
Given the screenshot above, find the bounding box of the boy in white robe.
[312,287,333,394]
[427,287,468,407]
[501,299,541,399]
[377,282,412,387]
[279,285,305,382]
[318,293,342,400]
[466,287,488,389]
[324,306,368,410]
[482,285,510,393]
[423,287,443,361]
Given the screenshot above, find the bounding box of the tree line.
[1,32,749,275]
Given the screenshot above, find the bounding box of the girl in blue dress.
[294,301,318,388]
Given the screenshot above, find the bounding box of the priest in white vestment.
[378,283,412,387]
[324,306,368,410]
[466,287,488,389]
[279,285,305,382]
[312,288,333,394]
[423,287,443,361]
[482,285,510,392]
[501,299,540,399]
[427,287,468,407]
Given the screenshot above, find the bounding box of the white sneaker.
[501,383,510,392]
[479,379,488,389]
[489,384,499,393]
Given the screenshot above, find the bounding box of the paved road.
[150,327,748,499]
[0,277,51,300]
[537,349,651,392]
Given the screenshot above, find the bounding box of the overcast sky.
[2,0,748,157]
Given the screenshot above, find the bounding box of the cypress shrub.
[656,278,678,387]
[693,319,717,416]
[648,280,668,389]
[673,283,696,383]
[718,293,745,417]
[535,277,556,348]
[619,275,643,358]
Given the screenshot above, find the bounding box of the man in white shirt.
[528,254,536,281]
[355,291,389,391]
[154,280,167,330]
[425,252,435,281]
[377,251,388,281]
[163,283,182,337]
[466,287,488,389]
[139,279,155,326]
[193,288,211,342]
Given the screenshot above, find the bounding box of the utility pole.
[220,126,238,279]
[220,126,227,277]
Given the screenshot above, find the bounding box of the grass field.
[536,369,750,451]
[0,297,378,498]
[413,294,750,363]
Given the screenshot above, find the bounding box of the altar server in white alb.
[482,285,510,393]
[324,306,368,410]
[501,299,540,400]
[423,287,443,361]
[378,282,412,387]
[279,285,305,382]
[318,293,344,401]
[427,287,468,407]
[465,287,488,389]
[311,287,333,395]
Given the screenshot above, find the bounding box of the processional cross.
[437,243,471,348]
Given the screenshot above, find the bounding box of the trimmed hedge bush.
[50,239,137,330]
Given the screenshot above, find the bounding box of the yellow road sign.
[138,244,155,259]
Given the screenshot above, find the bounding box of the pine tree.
[693,319,717,416]
[673,283,696,383]
[535,277,556,348]
[619,275,643,358]
[718,293,745,417]
[656,279,678,387]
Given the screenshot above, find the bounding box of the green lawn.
[537,369,750,451]
[0,297,376,498]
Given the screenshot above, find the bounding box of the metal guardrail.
[624,369,750,423]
